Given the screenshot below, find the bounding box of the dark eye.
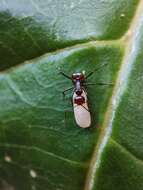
[79,74,84,80]
[72,73,85,80]
[72,74,77,79]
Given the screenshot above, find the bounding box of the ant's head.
[72,72,85,82]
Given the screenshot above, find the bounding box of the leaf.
[0,1,142,190]
[0,0,138,70]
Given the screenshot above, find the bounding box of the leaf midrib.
[84,0,143,189]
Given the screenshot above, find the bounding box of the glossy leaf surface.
[0,0,143,190]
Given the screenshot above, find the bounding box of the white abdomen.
[73,90,91,128]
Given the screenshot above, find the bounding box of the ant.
[58,63,112,128]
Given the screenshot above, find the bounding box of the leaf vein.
[0,143,86,167]
[110,138,143,167]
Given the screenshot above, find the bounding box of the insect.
[59,63,112,128]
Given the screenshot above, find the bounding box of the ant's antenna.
[57,67,71,80]
[86,63,108,79]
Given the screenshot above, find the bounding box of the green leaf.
[0,0,142,190]
[0,0,138,70]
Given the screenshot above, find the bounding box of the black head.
[72,72,85,82]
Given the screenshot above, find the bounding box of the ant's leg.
[81,105,90,112]
[85,63,108,79]
[84,82,113,86]
[74,104,90,112]
[63,97,73,127]
[58,68,71,80]
[63,87,74,97]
